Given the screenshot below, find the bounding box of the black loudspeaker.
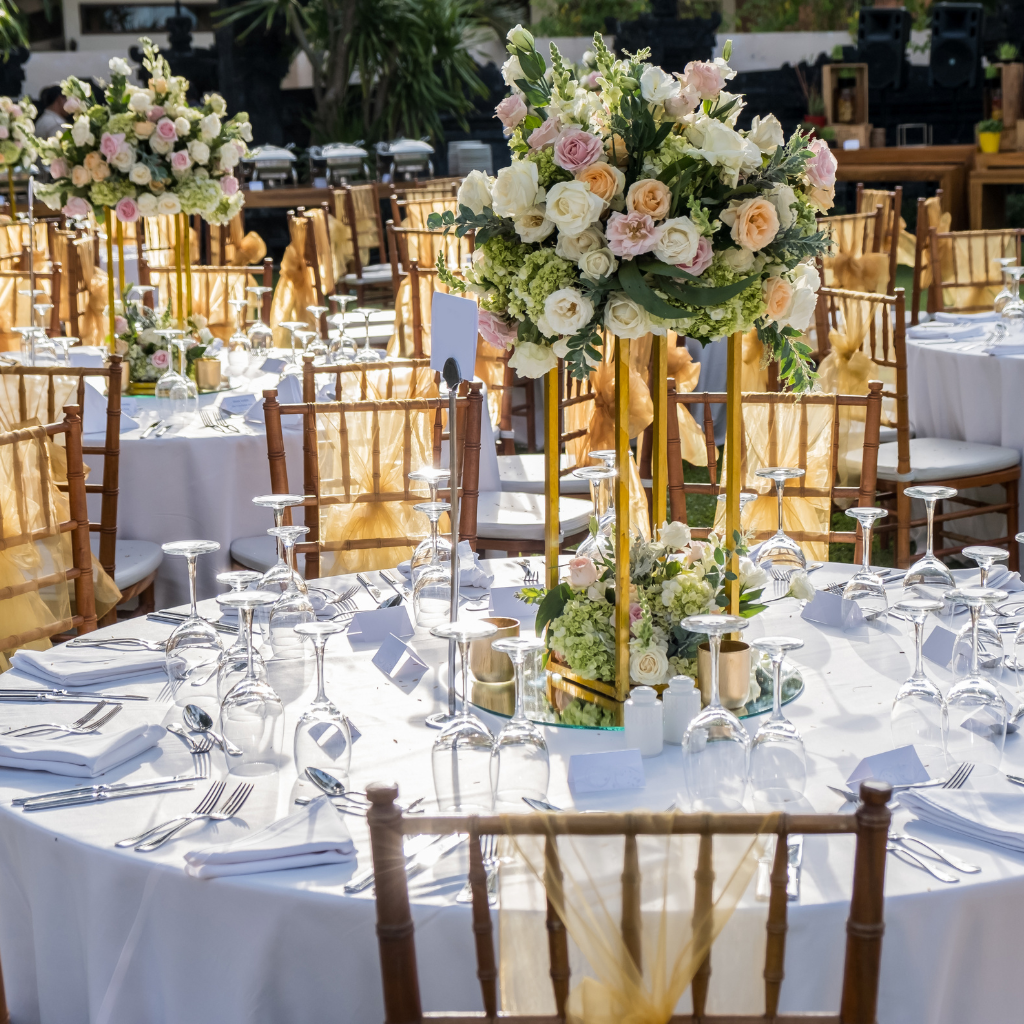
[858,6,912,91]
[930,3,983,89]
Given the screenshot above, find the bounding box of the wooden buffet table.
[969,152,1024,229]
[239,186,334,210]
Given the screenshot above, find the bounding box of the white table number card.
[371,633,427,681]
[567,749,645,796]
[922,624,957,670]
[489,586,537,626]
[847,745,930,787]
[430,292,479,377]
[348,605,414,643]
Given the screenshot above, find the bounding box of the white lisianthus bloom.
[652,215,701,266]
[457,169,493,215]
[108,56,132,77]
[71,117,94,147]
[722,246,755,272]
[514,205,555,243]
[544,179,604,236]
[604,291,650,339]
[536,287,594,338]
[697,119,762,179]
[786,570,815,602]
[715,90,745,126]
[156,193,182,216]
[490,160,540,218]
[129,163,152,186]
[747,113,784,155]
[659,520,691,550]
[767,182,798,231]
[506,24,534,48]
[507,340,558,378]
[738,556,770,593]
[238,121,253,142]
[501,55,525,91]
[578,247,618,282]
[640,65,678,103]
[128,91,150,113]
[555,224,604,262]
[200,113,222,142]
[188,140,211,164]
[629,646,669,687]
[782,264,820,332]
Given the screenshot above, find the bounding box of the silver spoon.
[183,704,242,756]
[304,767,423,813]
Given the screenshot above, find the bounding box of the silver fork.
[66,636,164,652]
[199,408,227,432]
[455,833,499,905]
[3,702,108,737]
[208,406,240,432]
[191,741,212,780]
[6,703,122,738]
[115,781,225,848]
[134,782,254,851]
[943,762,974,789]
[517,559,539,585]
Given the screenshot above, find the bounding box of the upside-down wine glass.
[490,635,550,808]
[680,614,750,811]
[945,586,1009,772]
[252,493,307,631]
[267,525,316,659]
[246,286,274,355]
[716,490,759,530]
[328,293,356,360]
[842,507,889,622]
[586,450,621,538]
[1000,266,1024,337]
[952,545,1009,674]
[307,303,328,346]
[293,329,318,368]
[153,328,196,427]
[279,321,308,374]
[353,306,381,362]
[574,465,616,562]
[54,335,78,366]
[1009,530,1024,675]
[891,596,948,770]
[902,485,957,589]
[412,506,453,629]
[215,569,266,700]
[161,540,224,709]
[993,257,1018,313]
[293,620,352,783]
[429,619,498,807]
[127,284,157,313]
[751,467,807,572]
[749,636,806,807]
[409,472,452,575]
[218,590,283,776]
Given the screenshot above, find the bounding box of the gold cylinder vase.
[698,640,751,710]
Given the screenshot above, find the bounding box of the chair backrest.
[856,184,903,294]
[262,383,483,577]
[667,383,883,558]
[910,190,945,325]
[817,207,883,261]
[291,205,336,308]
[0,220,51,269]
[335,184,385,279]
[387,222,474,281]
[51,228,96,342]
[927,226,1023,314]
[389,194,459,229]
[139,213,199,268]
[0,266,63,349]
[300,354,437,403]
[365,779,892,1024]
[0,403,98,664]
[387,258,470,359]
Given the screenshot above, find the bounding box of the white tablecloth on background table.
[2,561,1024,1023]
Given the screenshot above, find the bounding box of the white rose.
[514,205,555,243]
[217,140,240,169]
[786,570,815,602]
[555,224,604,262]
[507,340,558,379]
[150,135,173,155]
[490,160,540,218]
[747,113,784,155]
[457,168,493,215]
[506,24,534,49]
[128,91,150,113]
[110,144,135,172]
[640,65,678,104]
[501,55,525,90]
[697,118,762,177]
[136,192,158,217]
[783,282,818,333]
[659,520,691,550]
[129,163,152,186]
[238,122,252,142]
[188,140,210,165]
[738,556,770,593]
[199,113,222,142]
[604,292,650,339]
[578,247,618,282]
[792,262,820,292]
[544,179,604,237]
[156,193,181,216]
[652,216,701,266]
[173,116,191,137]
[629,646,670,687]
[209,94,227,115]
[722,246,755,272]
[71,117,94,147]
[768,183,798,231]
[536,287,594,338]
[108,56,132,77]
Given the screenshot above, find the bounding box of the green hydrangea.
[466,233,532,315]
[642,130,699,178]
[0,140,22,165]
[658,252,766,340]
[527,147,573,189]
[87,105,109,127]
[89,179,136,207]
[508,249,577,322]
[176,175,222,215]
[658,572,713,619]
[549,596,616,682]
[558,698,617,728]
[107,113,137,135]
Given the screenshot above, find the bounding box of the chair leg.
[1008,480,1020,572]
[896,483,911,569]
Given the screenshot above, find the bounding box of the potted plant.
[978,118,1004,153]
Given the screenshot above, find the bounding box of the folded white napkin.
[0,723,165,777]
[906,322,985,341]
[244,373,304,430]
[934,311,1002,323]
[901,774,1024,853]
[988,341,1024,357]
[184,795,356,878]
[397,539,494,589]
[82,378,138,435]
[68,347,108,369]
[10,646,165,686]
[987,565,1024,592]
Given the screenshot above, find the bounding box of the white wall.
[22,51,142,99]
[713,31,932,72]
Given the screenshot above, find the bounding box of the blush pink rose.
[605,210,660,258]
[567,556,599,588]
[495,94,528,130]
[114,315,128,334]
[805,138,837,189]
[150,349,170,369]
[478,310,518,350]
[115,196,139,223]
[664,80,699,118]
[675,236,713,276]
[683,60,725,100]
[147,105,166,122]
[528,116,562,151]
[762,276,794,322]
[170,149,192,172]
[62,196,90,218]
[155,117,177,141]
[628,602,643,624]
[220,174,239,195]
[99,131,124,158]
[49,158,68,179]
[9,104,21,118]
[553,128,604,172]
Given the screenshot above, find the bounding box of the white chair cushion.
[878,425,914,445]
[90,538,163,590]
[876,438,1020,483]
[344,264,393,284]
[497,453,591,495]
[475,491,593,542]
[230,535,278,574]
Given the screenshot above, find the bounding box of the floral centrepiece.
[116,302,213,384]
[0,96,38,172]
[36,38,250,225]
[432,29,835,389]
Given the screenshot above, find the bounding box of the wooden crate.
[823,63,869,126]
[832,123,874,149]
[995,62,1024,130]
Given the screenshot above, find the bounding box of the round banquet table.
[2,560,1024,1024]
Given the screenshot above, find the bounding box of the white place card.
[121,397,139,418]
[348,605,414,643]
[430,291,478,378]
[800,589,867,635]
[260,357,287,374]
[371,633,427,681]
[567,749,645,795]
[221,394,258,416]
[922,624,957,669]
[489,586,537,625]
[847,744,930,787]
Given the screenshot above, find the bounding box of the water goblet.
[680,614,750,811]
[751,467,807,571]
[293,621,353,783]
[1000,266,1024,336]
[945,586,1009,772]
[490,636,550,808]
[902,486,957,589]
[429,620,498,807]
[748,636,806,807]
[161,540,224,708]
[218,590,284,776]
[246,286,274,354]
[127,284,157,313]
[215,570,266,700]
[32,302,53,332]
[993,257,1018,312]
[412,559,452,630]
[12,326,39,364]
[890,597,947,768]
[306,304,328,340]
[574,465,616,562]
[252,493,308,629]
[53,335,78,366]
[279,321,308,372]
[267,525,315,659]
[842,507,889,622]
[410,494,452,577]
[952,545,1009,673]
[353,307,381,362]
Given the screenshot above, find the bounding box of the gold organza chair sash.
[147,265,258,341]
[335,185,380,272]
[270,216,317,345]
[209,213,268,267]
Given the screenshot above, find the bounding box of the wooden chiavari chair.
[0,266,63,351]
[365,779,892,1024]
[300,354,436,404]
[137,213,199,268]
[909,191,946,326]
[335,184,395,303]
[926,226,1023,315]
[855,183,904,293]
[388,193,459,229]
[387,222,473,283]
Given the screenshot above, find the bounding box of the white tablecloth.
[2,561,1024,1023]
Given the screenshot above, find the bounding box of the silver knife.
[406,832,466,879]
[0,690,149,702]
[147,612,236,635]
[140,419,163,439]
[22,780,196,810]
[787,835,803,901]
[343,833,448,894]
[14,774,201,806]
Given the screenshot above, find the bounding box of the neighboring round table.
[1,561,1023,1023]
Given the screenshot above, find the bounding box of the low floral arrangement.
[114,302,213,383]
[523,521,769,691]
[430,28,835,389]
[0,96,38,171]
[36,38,250,225]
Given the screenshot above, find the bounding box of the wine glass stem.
[776,479,786,535]
[313,638,328,703]
[512,654,526,722]
[458,639,471,710]
[242,607,257,681]
[187,554,199,619]
[771,652,784,720]
[913,619,925,679]
[273,510,285,564]
[924,499,935,558]
[970,606,981,676]
[861,523,873,573]
[429,512,440,563]
[980,565,989,587]
[709,633,722,709]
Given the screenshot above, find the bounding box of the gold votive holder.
[469,616,519,682]
[697,640,751,710]
[194,357,223,391]
[471,678,515,717]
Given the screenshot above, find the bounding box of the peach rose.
[83,151,104,172]
[575,161,623,202]
[605,133,629,167]
[720,196,779,251]
[626,178,671,220]
[762,276,794,322]
[805,184,835,214]
[91,160,111,182]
